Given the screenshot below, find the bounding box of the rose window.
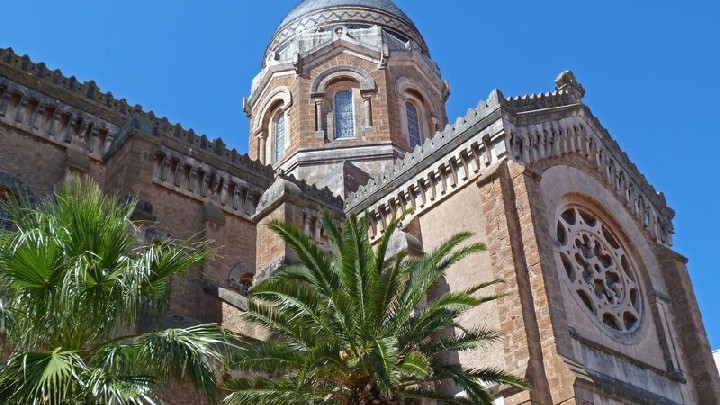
[555,206,642,334]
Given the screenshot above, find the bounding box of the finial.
[555,70,585,100]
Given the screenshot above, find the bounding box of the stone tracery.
[555,205,642,334]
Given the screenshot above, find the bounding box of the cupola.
[245,0,449,197]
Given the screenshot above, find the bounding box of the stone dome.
[268,0,428,56]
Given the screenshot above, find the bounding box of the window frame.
[405,100,422,149]
[333,89,356,140]
[273,110,287,163]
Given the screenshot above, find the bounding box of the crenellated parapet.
[504,71,585,113]
[0,47,141,122]
[347,71,675,247]
[0,74,120,158]
[506,108,674,247]
[345,90,506,236]
[0,46,345,226]
[0,47,281,209]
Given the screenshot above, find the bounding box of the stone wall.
[245,25,448,197]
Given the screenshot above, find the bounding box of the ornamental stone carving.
[555,205,643,335]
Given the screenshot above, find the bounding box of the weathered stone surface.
[0,1,717,403]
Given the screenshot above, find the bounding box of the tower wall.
[245,24,448,196]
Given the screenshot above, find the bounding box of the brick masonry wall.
[0,124,71,197]
[478,162,564,405]
[416,180,504,372]
[654,245,720,404]
[248,48,448,173]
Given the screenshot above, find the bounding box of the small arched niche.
[228,262,255,297]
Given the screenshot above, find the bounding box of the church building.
[1,0,718,403]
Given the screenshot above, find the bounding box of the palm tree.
[226,211,526,405]
[0,178,236,404]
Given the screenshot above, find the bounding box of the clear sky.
[1,1,718,348]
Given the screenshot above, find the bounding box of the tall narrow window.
[334,90,355,139]
[406,101,421,148]
[274,112,286,163]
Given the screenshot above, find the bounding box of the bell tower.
[244,0,449,197]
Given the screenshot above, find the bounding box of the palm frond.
[232,341,307,372]
[0,349,85,404]
[370,336,399,394]
[131,324,231,402]
[85,369,158,405]
[224,377,324,405]
[232,211,526,404]
[267,219,336,295]
[422,327,501,356]
[400,350,431,379]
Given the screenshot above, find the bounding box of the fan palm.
[0,178,236,404]
[226,211,526,404]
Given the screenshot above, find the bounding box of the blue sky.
[1,1,718,349]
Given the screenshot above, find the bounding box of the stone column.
[362,96,372,128]
[257,133,266,164]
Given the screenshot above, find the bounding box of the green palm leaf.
[229,210,527,404]
[0,178,234,404]
[0,349,85,404]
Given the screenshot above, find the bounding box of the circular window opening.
[555,205,643,335]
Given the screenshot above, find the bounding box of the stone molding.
[347,72,675,247]
[153,145,268,222]
[251,86,293,132]
[569,328,686,383]
[0,75,119,159]
[507,110,673,247]
[395,76,441,117]
[253,174,343,222]
[0,47,275,191]
[310,65,377,97]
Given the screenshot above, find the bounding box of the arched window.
[406,101,421,148]
[334,90,355,139]
[274,112,286,163]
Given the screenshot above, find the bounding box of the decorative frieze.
[153,147,267,220]
[0,77,118,157]
[0,47,274,185]
[346,90,506,238]
[348,72,674,247]
[507,113,673,247]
